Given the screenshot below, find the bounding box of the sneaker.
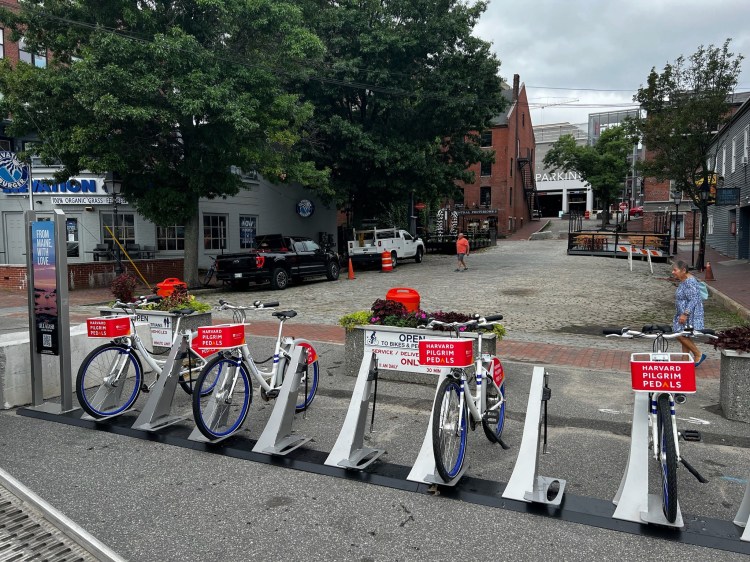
[694,353,707,367]
[454,268,460,272]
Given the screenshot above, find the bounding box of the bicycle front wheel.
[431,377,467,482]
[481,381,506,443]
[76,343,142,418]
[192,356,252,440]
[657,394,678,523]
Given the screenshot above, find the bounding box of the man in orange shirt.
[455,233,470,271]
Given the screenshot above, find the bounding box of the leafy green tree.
[293,0,506,223]
[0,0,328,286]
[543,125,633,227]
[628,40,743,270]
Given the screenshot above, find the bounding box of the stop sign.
[619,202,628,211]
[414,202,426,211]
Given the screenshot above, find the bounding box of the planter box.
[720,349,750,423]
[100,308,212,353]
[344,325,497,385]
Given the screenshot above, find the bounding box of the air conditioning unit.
[742,155,749,165]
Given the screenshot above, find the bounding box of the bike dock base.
[325,353,385,471]
[252,346,312,456]
[503,367,566,506]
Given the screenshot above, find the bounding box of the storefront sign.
[296,199,315,218]
[51,196,127,205]
[0,151,30,193]
[364,329,453,375]
[32,221,59,355]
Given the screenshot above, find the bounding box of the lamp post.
[103,172,123,274]
[672,190,682,255]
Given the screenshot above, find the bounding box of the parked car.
[629,206,644,218]
[216,234,340,290]
[347,228,425,267]
[532,209,542,219]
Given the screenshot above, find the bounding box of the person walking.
[671,260,706,366]
[455,233,470,272]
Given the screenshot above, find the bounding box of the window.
[0,29,4,59]
[203,214,226,250]
[239,215,257,249]
[19,37,46,68]
[707,215,714,236]
[744,126,749,160]
[102,213,135,247]
[480,160,491,177]
[721,145,726,176]
[480,131,492,147]
[66,218,79,258]
[157,225,185,251]
[480,186,491,207]
[510,158,513,177]
[732,136,737,173]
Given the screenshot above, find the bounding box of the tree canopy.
[0,0,328,285]
[293,0,507,223]
[543,125,633,224]
[628,39,743,268]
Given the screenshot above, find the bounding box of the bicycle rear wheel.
[657,394,678,523]
[192,356,252,440]
[287,339,319,411]
[76,343,142,418]
[481,381,506,443]
[431,377,467,482]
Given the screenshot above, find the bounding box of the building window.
[522,113,525,127]
[707,215,714,236]
[732,136,737,173]
[102,213,135,247]
[480,160,491,177]
[480,186,491,207]
[239,215,257,249]
[19,37,46,68]
[510,158,513,177]
[157,225,185,251]
[721,145,726,176]
[0,29,4,59]
[480,131,492,147]
[66,218,79,258]
[744,126,749,160]
[203,214,226,250]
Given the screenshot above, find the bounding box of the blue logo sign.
[296,199,315,218]
[0,151,30,193]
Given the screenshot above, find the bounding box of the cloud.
[476,0,750,125]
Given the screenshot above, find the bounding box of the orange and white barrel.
[381,251,393,272]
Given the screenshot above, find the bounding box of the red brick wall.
[0,259,185,291]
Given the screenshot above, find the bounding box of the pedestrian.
[455,232,469,272]
[671,260,706,366]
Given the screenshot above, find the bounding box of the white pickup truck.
[347,228,425,267]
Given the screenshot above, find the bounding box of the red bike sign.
[418,339,473,368]
[630,353,696,393]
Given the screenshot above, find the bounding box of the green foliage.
[141,286,212,313]
[110,272,138,302]
[0,0,328,286]
[543,126,633,225]
[295,0,506,220]
[338,310,372,330]
[338,299,505,340]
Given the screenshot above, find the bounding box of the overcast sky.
[474,0,750,128]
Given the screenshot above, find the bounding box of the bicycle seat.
[170,308,195,316]
[272,310,297,320]
[642,324,672,334]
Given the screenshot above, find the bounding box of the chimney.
[513,74,520,102]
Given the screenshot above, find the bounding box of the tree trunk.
[183,208,200,288]
[696,203,709,272]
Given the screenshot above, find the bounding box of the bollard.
[704,261,715,281]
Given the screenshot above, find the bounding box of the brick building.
[455,74,536,235]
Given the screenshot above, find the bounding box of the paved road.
[1,228,749,560]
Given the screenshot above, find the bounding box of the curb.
[0,466,126,562]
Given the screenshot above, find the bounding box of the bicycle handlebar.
[420,314,503,331]
[603,326,717,340]
[217,299,278,310]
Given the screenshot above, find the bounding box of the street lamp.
[103,172,123,274]
[672,190,682,255]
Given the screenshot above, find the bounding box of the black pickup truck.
[216,234,340,290]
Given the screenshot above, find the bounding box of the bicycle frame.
[453,330,504,429]
[226,319,292,393]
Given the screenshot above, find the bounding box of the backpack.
[698,281,709,301]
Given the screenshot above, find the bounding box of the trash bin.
[155,277,187,298]
[386,287,420,312]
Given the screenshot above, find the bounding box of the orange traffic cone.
[704,261,715,282]
[347,257,355,280]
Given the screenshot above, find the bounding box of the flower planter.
[100,308,212,353]
[719,349,750,423]
[344,325,497,386]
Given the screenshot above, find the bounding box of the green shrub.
[338,310,372,330]
[141,286,212,313]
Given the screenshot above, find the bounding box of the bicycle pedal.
[682,430,701,442]
[264,389,280,400]
[469,418,477,431]
[484,411,499,424]
[140,384,150,393]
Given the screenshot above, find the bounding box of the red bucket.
[386,287,420,313]
[155,277,187,298]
